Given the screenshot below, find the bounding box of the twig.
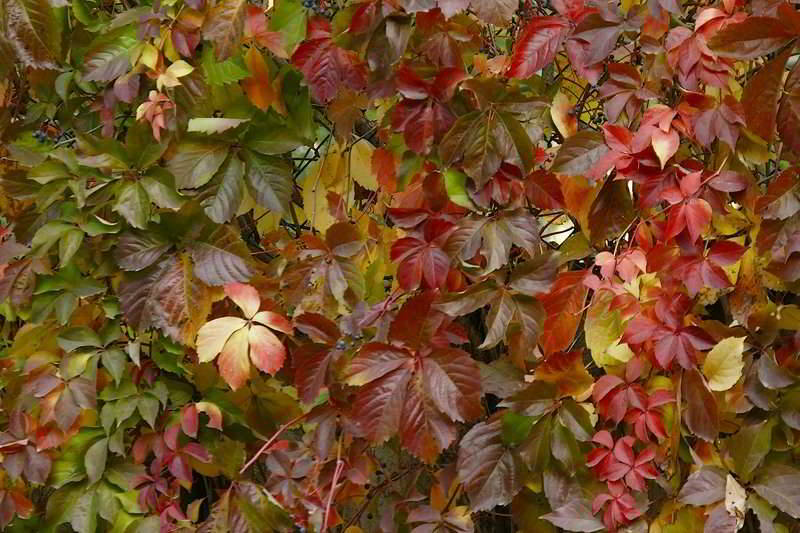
[323,439,345,531]
[239,412,308,474]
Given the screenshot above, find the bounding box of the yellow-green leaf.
[702,337,745,391]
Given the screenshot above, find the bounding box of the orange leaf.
[242,47,276,111]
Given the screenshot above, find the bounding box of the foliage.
[4,0,800,531]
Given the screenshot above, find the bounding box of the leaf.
[538,271,588,355]
[447,209,540,272]
[167,140,230,190]
[457,417,523,511]
[205,156,246,223]
[346,343,482,463]
[119,254,213,344]
[84,438,108,485]
[57,327,102,352]
[708,16,796,59]
[195,288,289,390]
[471,0,517,25]
[203,0,247,60]
[534,350,593,398]
[541,499,605,532]
[741,47,791,141]
[189,225,253,286]
[269,0,307,53]
[501,411,534,447]
[551,131,610,177]
[115,231,171,272]
[443,168,473,209]
[702,337,745,391]
[507,17,570,79]
[242,47,277,111]
[682,368,720,442]
[4,0,61,69]
[114,181,151,230]
[752,464,800,518]
[678,466,727,505]
[725,419,773,483]
[187,118,250,134]
[778,59,800,155]
[242,150,293,214]
[82,27,137,82]
[201,47,251,85]
[291,17,366,104]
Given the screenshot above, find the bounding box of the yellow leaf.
[551,91,577,138]
[702,337,745,391]
[349,139,377,190]
[140,43,159,70]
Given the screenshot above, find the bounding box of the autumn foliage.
[5,0,800,531]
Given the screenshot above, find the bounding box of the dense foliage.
[4,0,800,530]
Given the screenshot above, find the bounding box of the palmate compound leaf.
[119,254,213,345]
[196,283,292,390]
[345,342,482,463]
[445,209,541,273]
[435,256,554,350]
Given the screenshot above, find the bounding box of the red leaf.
[742,47,791,141]
[507,17,571,79]
[291,17,367,104]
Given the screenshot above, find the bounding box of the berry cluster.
[301,0,335,18]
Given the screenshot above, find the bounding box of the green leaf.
[202,46,251,85]
[702,337,746,391]
[167,139,230,190]
[242,150,293,213]
[59,228,84,267]
[49,429,104,488]
[501,411,534,447]
[84,437,109,485]
[58,326,103,352]
[114,181,151,230]
[140,169,184,210]
[443,168,473,209]
[519,415,552,474]
[725,419,774,482]
[269,0,307,53]
[31,221,73,256]
[101,348,127,385]
[243,113,307,155]
[29,160,70,184]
